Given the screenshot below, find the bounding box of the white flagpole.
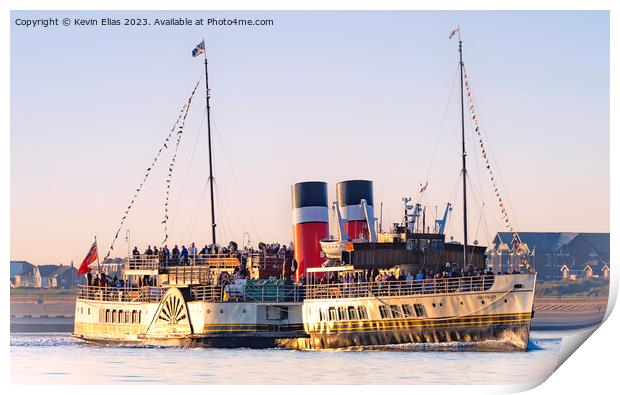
[95,235,101,274]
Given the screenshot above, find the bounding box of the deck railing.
[76,285,166,303]
[304,275,496,300]
[167,265,212,285]
[189,284,304,303]
[249,253,288,269]
[126,254,241,272]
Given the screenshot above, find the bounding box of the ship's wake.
[10,333,82,348]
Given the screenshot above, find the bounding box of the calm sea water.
[11,331,563,385]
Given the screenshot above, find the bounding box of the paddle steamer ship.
[73,33,536,350]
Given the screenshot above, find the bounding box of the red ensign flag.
[78,241,98,275]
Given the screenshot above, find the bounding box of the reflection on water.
[11,332,564,385]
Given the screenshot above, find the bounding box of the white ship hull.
[73,274,535,351]
[284,273,536,350]
[73,286,305,348]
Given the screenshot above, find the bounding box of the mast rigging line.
[162,80,202,245]
[209,107,262,242]
[214,181,235,244]
[212,178,252,240]
[167,105,209,240]
[464,65,522,237]
[103,76,202,261]
[422,62,461,187]
[462,65,522,246]
[181,170,210,244]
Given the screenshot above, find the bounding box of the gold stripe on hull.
[307,313,532,334]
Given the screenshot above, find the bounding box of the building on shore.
[10,261,41,288]
[10,261,81,288]
[561,263,610,281]
[490,232,609,281]
[38,263,79,288]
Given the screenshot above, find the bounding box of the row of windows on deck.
[319,306,369,322]
[379,304,427,319]
[317,303,427,322]
[101,309,142,324]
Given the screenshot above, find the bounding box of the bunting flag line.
[463,66,523,251]
[162,79,201,245]
[103,77,202,261]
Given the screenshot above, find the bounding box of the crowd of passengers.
[83,241,293,288]
[85,272,156,288]
[130,241,293,266]
[297,264,524,286]
[84,240,525,289]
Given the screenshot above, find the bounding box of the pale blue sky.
[11,11,609,264]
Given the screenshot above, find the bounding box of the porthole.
[481,300,485,305]
[460,301,463,305]
[207,309,211,314]
[504,299,508,303]
[439,303,443,307]
[243,309,246,313]
[432,303,436,308]
[220,309,224,314]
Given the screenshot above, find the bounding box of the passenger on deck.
[162,245,170,265]
[180,245,189,265]
[145,245,153,255]
[93,276,100,287]
[189,242,198,259]
[153,246,159,257]
[200,245,209,255]
[172,245,180,265]
[415,270,425,281]
[132,246,140,256]
[86,272,93,287]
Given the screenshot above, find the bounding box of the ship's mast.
[203,40,217,246]
[459,38,469,268]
